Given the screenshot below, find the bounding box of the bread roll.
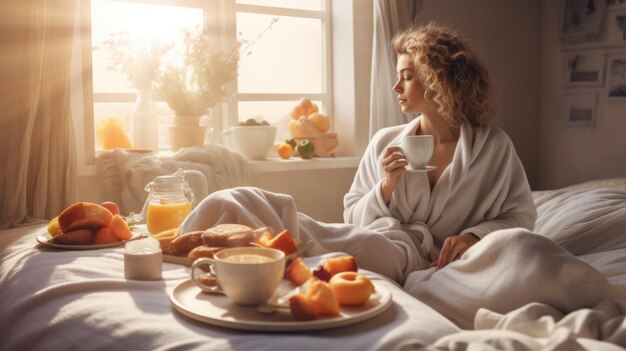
[202,224,266,247]
[168,224,267,255]
[58,202,113,232]
[152,228,179,254]
[168,230,205,255]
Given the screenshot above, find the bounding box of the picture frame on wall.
[607,0,626,9]
[560,0,606,43]
[563,50,606,87]
[606,8,626,43]
[564,91,597,127]
[606,53,626,100]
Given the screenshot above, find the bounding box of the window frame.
[79,0,334,167]
[222,1,333,133]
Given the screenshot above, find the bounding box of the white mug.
[401,135,434,169]
[190,247,285,306]
[124,238,162,281]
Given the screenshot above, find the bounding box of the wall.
[418,0,542,188]
[249,167,357,223]
[538,1,626,189]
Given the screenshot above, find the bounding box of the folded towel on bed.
[96,144,249,215]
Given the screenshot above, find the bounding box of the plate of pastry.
[169,278,392,332]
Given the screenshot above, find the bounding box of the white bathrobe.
[344,117,537,265]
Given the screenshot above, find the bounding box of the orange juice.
[146,201,192,235]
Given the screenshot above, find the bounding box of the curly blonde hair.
[392,22,493,128]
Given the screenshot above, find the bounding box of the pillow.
[534,187,626,255]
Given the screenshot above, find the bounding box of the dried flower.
[102,32,173,92]
[156,28,240,117]
[157,18,278,118]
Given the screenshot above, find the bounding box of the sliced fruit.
[288,294,317,321]
[323,256,358,277]
[285,258,313,286]
[110,214,132,241]
[263,229,297,256]
[47,216,63,237]
[93,226,120,245]
[306,280,341,317]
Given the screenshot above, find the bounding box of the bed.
[1,178,625,351]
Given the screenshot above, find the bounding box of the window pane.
[91,1,203,93]
[238,100,324,143]
[237,13,323,93]
[236,0,322,11]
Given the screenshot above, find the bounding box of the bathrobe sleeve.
[343,127,397,227]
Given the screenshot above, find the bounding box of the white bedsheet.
[0,224,459,351]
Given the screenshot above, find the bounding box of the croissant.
[58,202,113,232]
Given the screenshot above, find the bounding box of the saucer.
[406,165,437,173]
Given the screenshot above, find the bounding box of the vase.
[132,89,159,151]
[168,115,207,151]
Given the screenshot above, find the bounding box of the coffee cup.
[190,247,285,306]
[401,135,434,169]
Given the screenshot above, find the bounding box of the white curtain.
[369,0,422,138]
[0,1,79,229]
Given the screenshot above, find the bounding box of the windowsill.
[248,156,360,173]
[81,151,360,177]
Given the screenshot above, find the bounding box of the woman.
[344,22,536,269]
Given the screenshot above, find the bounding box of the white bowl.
[223,126,277,160]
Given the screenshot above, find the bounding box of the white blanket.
[344,118,537,275]
[96,144,249,215]
[397,300,626,350]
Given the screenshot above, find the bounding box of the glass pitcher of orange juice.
[133,169,207,235]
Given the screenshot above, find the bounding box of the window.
[86,0,332,155]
